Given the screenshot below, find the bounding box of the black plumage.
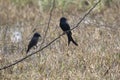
[26,32,41,53]
[60,17,78,46]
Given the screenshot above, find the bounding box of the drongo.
[60,17,78,46]
[26,32,41,53]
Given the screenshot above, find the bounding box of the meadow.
[0,0,120,80]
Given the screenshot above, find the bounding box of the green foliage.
[104,0,112,7]
[10,0,118,12]
[11,0,32,6]
[38,0,52,11]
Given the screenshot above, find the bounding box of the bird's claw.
[62,32,66,35]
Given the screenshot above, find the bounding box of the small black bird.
[26,32,41,53]
[60,17,78,46]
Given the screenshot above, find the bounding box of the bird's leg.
[33,46,36,49]
[33,45,37,49]
[35,45,38,48]
[62,31,66,35]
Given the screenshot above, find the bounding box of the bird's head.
[34,32,41,37]
[60,17,67,22]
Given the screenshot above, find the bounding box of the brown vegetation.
[0,0,120,80]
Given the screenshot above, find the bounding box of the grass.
[0,0,120,80]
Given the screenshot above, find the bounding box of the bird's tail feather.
[67,34,78,46]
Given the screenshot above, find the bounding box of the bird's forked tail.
[67,33,78,46]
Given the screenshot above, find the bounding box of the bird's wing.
[60,22,70,31]
[64,23,72,35]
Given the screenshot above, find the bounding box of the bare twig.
[71,0,101,31]
[0,0,101,71]
[40,0,55,47]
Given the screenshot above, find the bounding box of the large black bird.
[60,17,78,46]
[26,32,41,53]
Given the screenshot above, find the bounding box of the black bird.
[26,32,41,53]
[60,17,78,46]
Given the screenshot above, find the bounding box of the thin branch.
[71,0,101,30]
[0,0,101,71]
[40,0,55,47]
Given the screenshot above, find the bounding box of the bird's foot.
[62,32,66,35]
